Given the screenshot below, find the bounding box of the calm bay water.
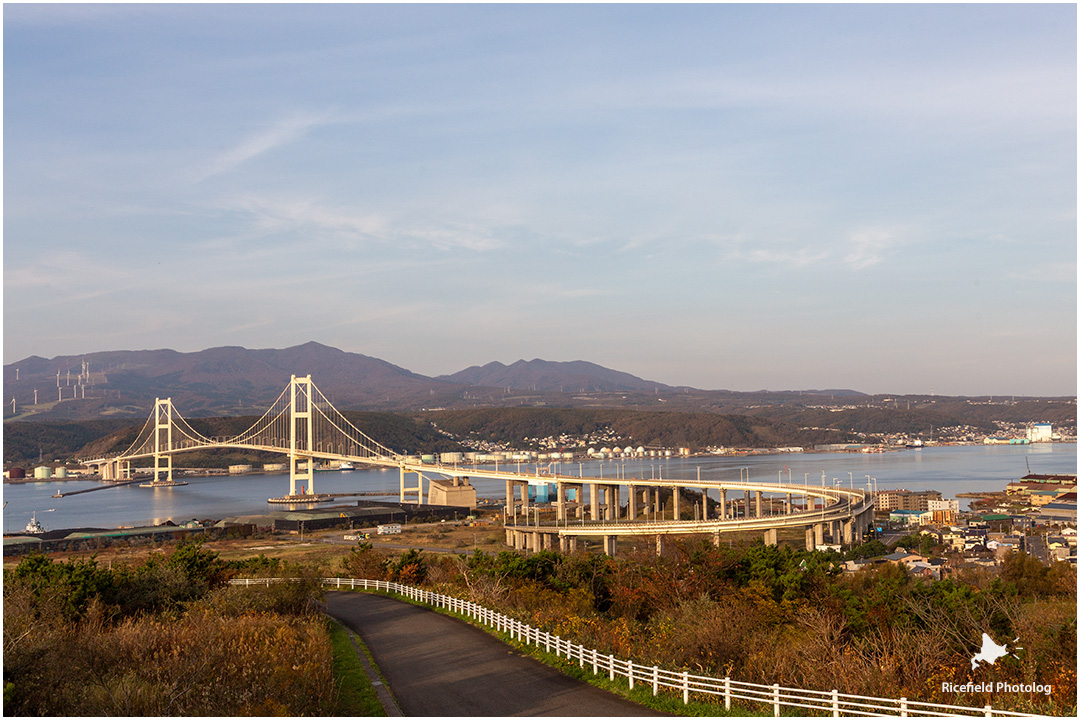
[2,443,1075,533]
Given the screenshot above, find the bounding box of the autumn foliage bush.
[3,540,335,716]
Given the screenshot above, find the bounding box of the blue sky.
[4,4,1076,396]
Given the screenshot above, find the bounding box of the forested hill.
[3,420,138,465]
[415,408,852,450]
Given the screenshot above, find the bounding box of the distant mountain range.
[4,342,450,419]
[3,342,712,420]
[439,359,675,393]
[7,342,1069,427]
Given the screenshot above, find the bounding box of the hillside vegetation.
[2,420,139,465]
[3,542,336,715]
[416,407,852,449]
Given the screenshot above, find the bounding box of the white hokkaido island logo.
[942,634,1052,697]
[970,633,1017,670]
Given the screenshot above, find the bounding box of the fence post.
[653,666,659,696]
[725,677,731,710]
[832,688,839,717]
[682,671,689,704]
[609,654,615,681]
[773,683,780,717]
[984,705,992,718]
[900,697,907,718]
[555,635,561,658]
[579,643,584,669]
[592,648,598,675]
[628,660,634,690]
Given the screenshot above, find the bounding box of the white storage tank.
[54,467,68,479]
[34,466,51,480]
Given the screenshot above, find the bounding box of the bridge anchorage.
[84,374,875,555]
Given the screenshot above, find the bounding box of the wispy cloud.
[843,229,899,270]
[714,234,830,268]
[212,193,508,253]
[4,251,133,305]
[194,112,331,181]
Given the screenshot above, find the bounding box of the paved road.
[325,591,660,716]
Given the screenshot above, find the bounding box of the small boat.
[25,513,45,534]
[340,462,355,471]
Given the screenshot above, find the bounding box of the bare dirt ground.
[5,506,808,570]
[4,519,511,570]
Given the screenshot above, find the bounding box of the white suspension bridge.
[84,375,875,555]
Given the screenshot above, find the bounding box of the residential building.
[876,489,943,512]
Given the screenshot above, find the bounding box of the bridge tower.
[152,398,174,484]
[289,375,315,497]
[137,397,187,488]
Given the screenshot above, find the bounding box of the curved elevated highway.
[410,463,875,555]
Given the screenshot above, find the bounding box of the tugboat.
[339,462,355,472]
[25,512,45,534]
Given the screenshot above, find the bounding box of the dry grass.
[3,579,335,716]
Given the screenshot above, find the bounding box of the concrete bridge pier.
[858,507,873,539]
[743,490,751,518]
[755,491,763,517]
[672,487,681,520]
[764,528,778,546]
[556,482,566,522]
[655,535,666,556]
[628,485,637,519]
[843,519,854,545]
[603,535,618,556]
[805,526,815,551]
[590,483,599,521]
[719,488,726,519]
[786,493,793,513]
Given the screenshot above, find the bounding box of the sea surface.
[2,443,1075,533]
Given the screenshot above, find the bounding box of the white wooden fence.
[231,577,1039,718]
